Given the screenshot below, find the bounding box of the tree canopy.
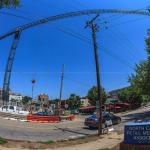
[118,29,150,107]
[67,93,81,109]
[87,86,107,106]
[129,29,150,96]
[117,87,143,108]
[21,96,32,106]
[0,0,20,8]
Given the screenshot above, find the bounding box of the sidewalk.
[0,132,123,150]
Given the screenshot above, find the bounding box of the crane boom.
[0,8,150,40]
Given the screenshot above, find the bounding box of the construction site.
[0,0,150,150]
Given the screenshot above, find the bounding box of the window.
[9,106,14,110]
[2,106,8,109]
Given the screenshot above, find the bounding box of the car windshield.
[90,112,111,118]
[103,113,111,120]
[102,111,109,116]
[90,114,97,119]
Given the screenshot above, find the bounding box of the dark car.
[33,112,49,116]
[84,112,121,129]
[109,113,121,124]
[70,109,79,114]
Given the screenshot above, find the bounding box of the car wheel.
[117,118,121,124]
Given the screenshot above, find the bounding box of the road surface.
[0,105,149,142]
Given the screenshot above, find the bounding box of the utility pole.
[59,64,64,114]
[30,79,35,114]
[85,15,103,135]
[31,79,36,100]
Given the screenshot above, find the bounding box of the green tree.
[117,87,143,108]
[21,96,32,106]
[118,87,132,102]
[68,94,81,109]
[129,29,150,97]
[10,98,18,105]
[87,86,107,106]
[0,0,20,8]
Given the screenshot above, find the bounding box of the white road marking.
[9,118,17,121]
[20,120,28,122]
[69,134,85,139]
[3,117,10,120]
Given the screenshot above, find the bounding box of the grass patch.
[39,140,55,144]
[0,137,7,144]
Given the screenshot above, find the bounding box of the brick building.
[38,93,50,108]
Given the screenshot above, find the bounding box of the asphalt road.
[0,105,149,142]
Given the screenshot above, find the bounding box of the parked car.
[0,105,29,115]
[33,112,49,116]
[84,111,121,129]
[70,109,79,114]
[109,113,121,124]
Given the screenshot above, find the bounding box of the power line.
[109,16,149,28]
[110,27,142,58]
[0,11,32,20]
[1,9,135,69]
[102,29,139,62]
[57,25,134,69]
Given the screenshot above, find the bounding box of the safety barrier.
[69,115,75,121]
[27,115,60,123]
[27,115,75,123]
[60,115,75,121]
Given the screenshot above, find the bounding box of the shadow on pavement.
[121,111,150,122]
[55,126,90,136]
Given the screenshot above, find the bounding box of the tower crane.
[1,8,150,105]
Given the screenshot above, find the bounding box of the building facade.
[38,93,50,108]
[0,88,23,106]
[9,93,23,106]
[38,93,49,101]
[80,98,90,107]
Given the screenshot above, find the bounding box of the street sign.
[124,122,150,144]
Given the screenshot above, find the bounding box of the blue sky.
[0,0,150,99]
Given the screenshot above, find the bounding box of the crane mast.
[2,30,21,105]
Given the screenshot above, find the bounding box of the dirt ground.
[0,132,123,150]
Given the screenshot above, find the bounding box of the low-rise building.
[9,93,23,106]
[38,93,50,108]
[38,93,49,101]
[0,88,23,106]
[80,98,90,107]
